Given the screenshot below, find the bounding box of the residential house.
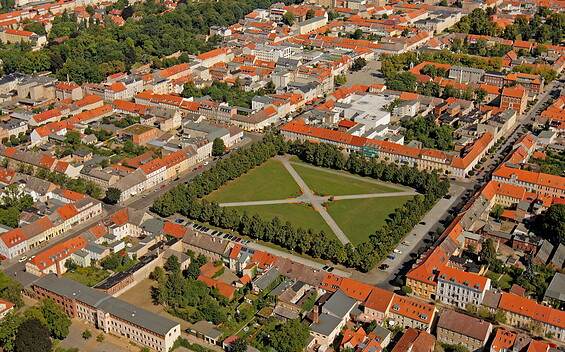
[436,310,493,352]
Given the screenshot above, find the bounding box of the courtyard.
[205,156,418,246]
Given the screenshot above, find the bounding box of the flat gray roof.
[34,274,178,336]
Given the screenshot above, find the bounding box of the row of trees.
[378,70,488,104]
[152,134,449,271]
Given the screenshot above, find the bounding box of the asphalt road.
[3,132,263,288]
[370,181,469,290]
[2,207,112,287]
[126,132,262,212]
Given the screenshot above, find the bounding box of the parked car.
[393,249,402,254]
[402,241,411,246]
[18,256,27,262]
[387,254,395,260]
[379,264,389,270]
[0,255,5,260]
[175,219,184,223]
[419,221,426,225]
[204,161,210,165]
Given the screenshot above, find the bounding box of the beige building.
[182,228,232,262]
[33,274,181,352]
[437,310,493,352]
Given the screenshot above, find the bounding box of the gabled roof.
[437,310,491,341]
[28,235,87,271]
[162,221,187,238]
[364,286,395,312]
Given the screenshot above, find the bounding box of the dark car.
[379,264,389,270]
[443,194,452,199]
[419,221,426,225]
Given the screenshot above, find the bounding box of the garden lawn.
[291,163,400,196]
[232,203,337,240]
[485,271,512,289]
[206,160,300,203]
[63,266,110,287]
[327,195,414,246]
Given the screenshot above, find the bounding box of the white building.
[344,94,393,128]
[436,267,491,309]
[252,44,292,62]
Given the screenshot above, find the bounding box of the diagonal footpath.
[288,160,412,192]
[278,157,352,246]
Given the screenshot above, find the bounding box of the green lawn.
[485,271,513,289]
[327,195,414,245]
[63,266,110,287]
[291,163,400,196]
[233,203,336,239]
[206,160,300,203]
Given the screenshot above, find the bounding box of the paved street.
[2,208,112,287]
[126,132,261,211]
[356,181,469,289]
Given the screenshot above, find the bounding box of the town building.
[32,274,180,352]
[436,310,493,352]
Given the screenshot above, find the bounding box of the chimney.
[312,311,319,324]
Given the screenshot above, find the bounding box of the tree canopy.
[0,0,294,82]
[152,133,449,272]
[212,138,227,156]
[541,204,565,245]
[259,319,310,352]
[401,115,455,151]
[14,319,52,352]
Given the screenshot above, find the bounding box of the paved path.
[334,191,418,200]
[288,160,413,192]
[278,157,352,245]
[220,191,418,206]
[219,156,421,247]
[219,198,301,206]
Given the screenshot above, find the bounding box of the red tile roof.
[162,221,187,238]
[29,235,87,271]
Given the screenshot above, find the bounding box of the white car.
[204,161,210,165]
[393,249,402,254]
[18,255,27,262]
